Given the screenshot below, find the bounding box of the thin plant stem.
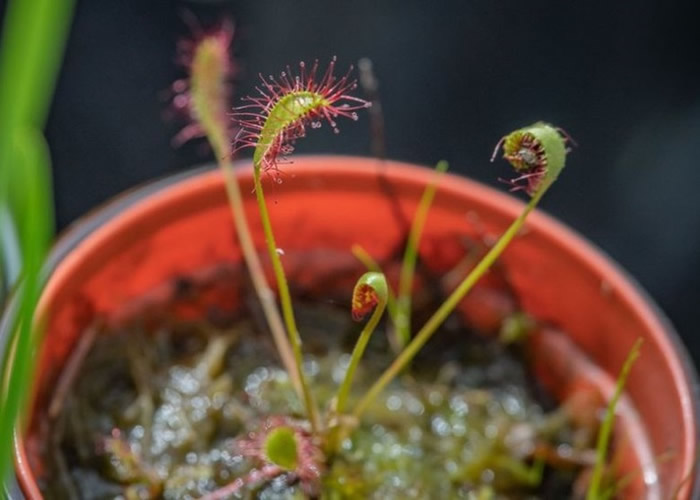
[353,186,547,419]
[335,300,386,415]
[186,34,301,400]
[395,160,448,347]
[587,338,643,500]
[252,166,320,432]
[350,244,382,274]
[357,57,386,160]
[218,160,301,395]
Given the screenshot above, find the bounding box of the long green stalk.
[198,118,300,398]
[252,166,321,431]
[218,157,301,398]
[394,160,448,346]
[334,305,384,414]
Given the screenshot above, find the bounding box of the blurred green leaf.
[0,0,75,483]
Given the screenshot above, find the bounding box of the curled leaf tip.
[491,122,574,196]
[233,58,370,176]
[351,272,388,321]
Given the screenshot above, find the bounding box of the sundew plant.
[165,25,637,498]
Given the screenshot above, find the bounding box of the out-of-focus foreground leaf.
[0,0,75,483]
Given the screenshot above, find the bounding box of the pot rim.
[6,155,699,498]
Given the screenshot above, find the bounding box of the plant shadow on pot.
[5,157,699,498]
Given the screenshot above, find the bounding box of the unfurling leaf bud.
[491,122,574,196]
[351,272,388,321]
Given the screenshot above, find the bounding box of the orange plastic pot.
[8,157,698,498]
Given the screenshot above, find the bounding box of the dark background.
[9,1,700,361]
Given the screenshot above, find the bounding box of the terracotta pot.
[6,156,698,498]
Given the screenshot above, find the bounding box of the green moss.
[45,299,589,499]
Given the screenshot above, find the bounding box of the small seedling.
[394,160,448,348]
[234,417,324,496]
[587,339,643,500]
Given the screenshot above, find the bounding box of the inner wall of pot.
[26,158,694,496]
